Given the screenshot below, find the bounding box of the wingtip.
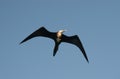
[84,55,89,63]
[19,40,24,45]
[19,42,22,45]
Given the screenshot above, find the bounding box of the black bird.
[20,27,89,62]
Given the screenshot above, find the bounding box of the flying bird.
[20,27,89,62]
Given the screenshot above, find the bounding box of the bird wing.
[20,27,56,44]
[62,34,89,62]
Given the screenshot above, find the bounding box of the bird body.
[56,30,65,42]
[20,27,89,62]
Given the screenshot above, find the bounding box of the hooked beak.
[64,30,67,32]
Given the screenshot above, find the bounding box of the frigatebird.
[20,27,89,62]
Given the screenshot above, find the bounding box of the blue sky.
[0,0,120,79]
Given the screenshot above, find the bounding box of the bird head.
[58,30,67,33]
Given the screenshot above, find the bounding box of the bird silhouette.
[20,27,89,62]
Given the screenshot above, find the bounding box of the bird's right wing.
[62,34,89,62]
[20,27,56,44]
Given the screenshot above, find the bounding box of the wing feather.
[62,34,89,62]
[20,27,56,44]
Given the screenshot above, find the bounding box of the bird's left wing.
[62,34,89,62]
[20,27,56,44]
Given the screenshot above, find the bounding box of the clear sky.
[0,0,120,79]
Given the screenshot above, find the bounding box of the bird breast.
[57,32,62,38]
[56,32,62,42]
